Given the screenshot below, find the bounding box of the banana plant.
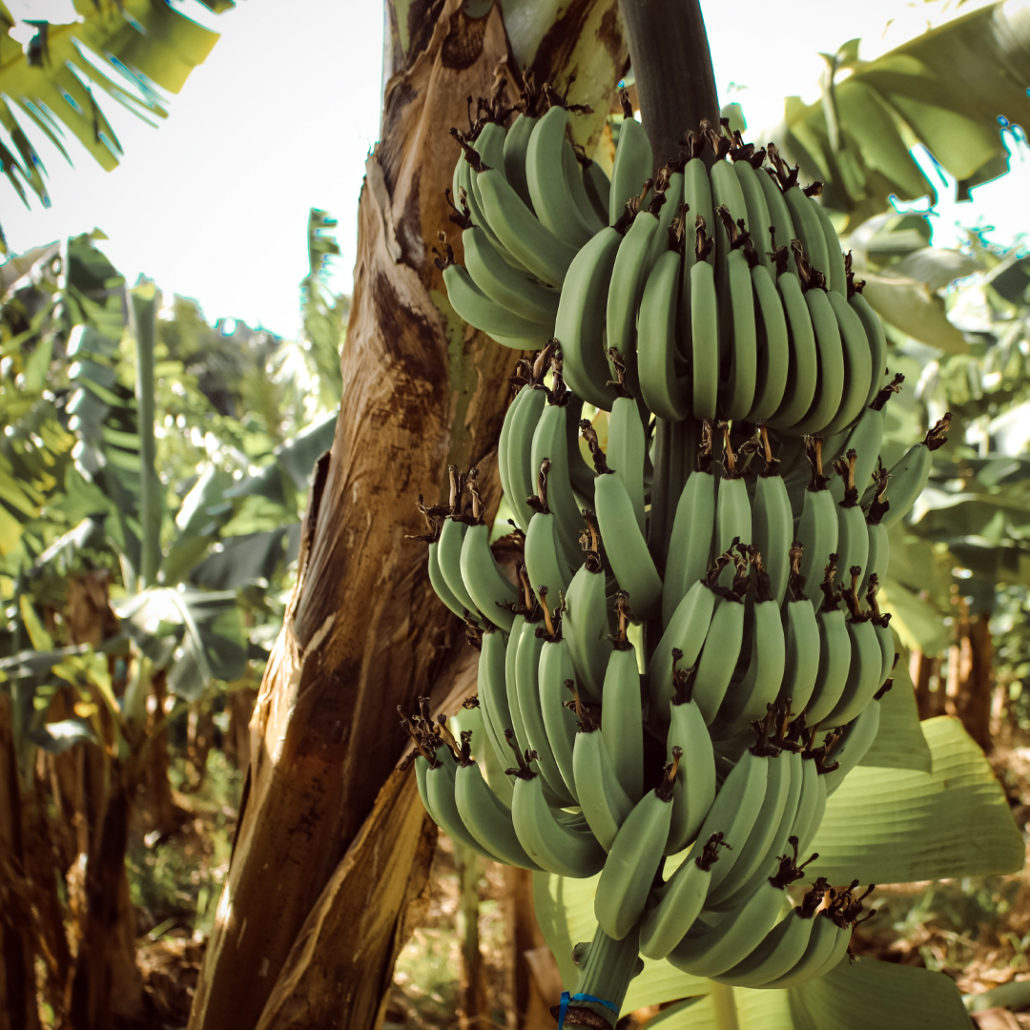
[759,0,1030,224]
[0,0,237,249]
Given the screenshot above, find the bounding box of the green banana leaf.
[534,716,1021,1022]
[115,584,247,701]
[640,957,968,1029]
[808,716,1023,884]
[858,654,930,773]
[764,0,1030,222]
[0,0,235,248]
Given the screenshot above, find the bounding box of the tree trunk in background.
[188,3,627,1028]
[0,696,40,1030]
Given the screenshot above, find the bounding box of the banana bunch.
[437,88,612,352]
[442,93,889,445]
[414,87,956,1023]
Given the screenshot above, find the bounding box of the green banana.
[500,380,549,533]
[662,425,717,625]
[477,627,517,777]
[525,104,598,248]
[473,163,579,287]
[718,237,759,421]
[562,547,612,703]
[715,554,785,732]
[523,473,575,607]
[647,163,684,267]
[531,400,585,567]
[712,881,829,988]
[607,184,662,381]
[768,265,818,428]
[818,601,886,730]
[427,536,474,623]
[562,142,607,236]
[779,174,831,289]
[779,571,821,716]
[790,751,828,856]
[667,858,794,978]
[751,427,793,605]
[714,431,753,577]
[509,747,607,877]
[876,415,951,528]
[732,152,775,268]
[689,251,720,421]
[594,762,677,940]
[437,509,483,620]
[538,635,580,801]
[753,160,797,258]
[689,743,771,895]
[849,285,889,409]
[454,752,544,870]
[821,288,874,437]
[665,666,718,854]
[650,554,728,713]
[804,575,852,727]
[638,836,720,960]
[747,260,791,422]
[796,439,839,604]
[553,224,622,410]
[501,109,537,207]
[609,101,654,224]
[788,282,845,436]
[691,573,748,725]
[458,475,519,631]
[461,224,561,325]
[514,609,574,804]
[571,723,635,851]
[638,241,692,421]
[606,394,648,534]
[836,374,904,502]
[760,886,864,988]
[423,743,502,857]
[504,613,534,756]
[834,453,869,586]
[712,747,805,910]
[442,259,552,348]
[590,441,663,619]
[810,195,848,295]
[601,617,645,800]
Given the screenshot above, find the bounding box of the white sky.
[1,0,1025,338]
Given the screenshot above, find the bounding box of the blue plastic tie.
[556,991,619,1028]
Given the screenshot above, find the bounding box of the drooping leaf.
[859,652,931,773]
[0,1,236,247]
[765,1,1030,221]
[31,715,97,753]
[809,716,1024,884]
[115,584,247,701]
[791,953,969,1029]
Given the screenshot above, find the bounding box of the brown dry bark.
[189,3,628,1029]
[0,696,40,1030]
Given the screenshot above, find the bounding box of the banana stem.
[558,923,642,1027]
[616,0,720,167]
[709,981,742,1030]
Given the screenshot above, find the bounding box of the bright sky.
[1,0,1025,338]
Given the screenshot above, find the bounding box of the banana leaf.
[0,0,236,247]
[763,0,1030,222]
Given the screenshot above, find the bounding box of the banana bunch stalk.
[410,88,953,1027]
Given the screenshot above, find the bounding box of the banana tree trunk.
[188,3,627,1028]
[0,696,40,1030]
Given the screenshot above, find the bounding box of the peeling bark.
[190,3,626,1027]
